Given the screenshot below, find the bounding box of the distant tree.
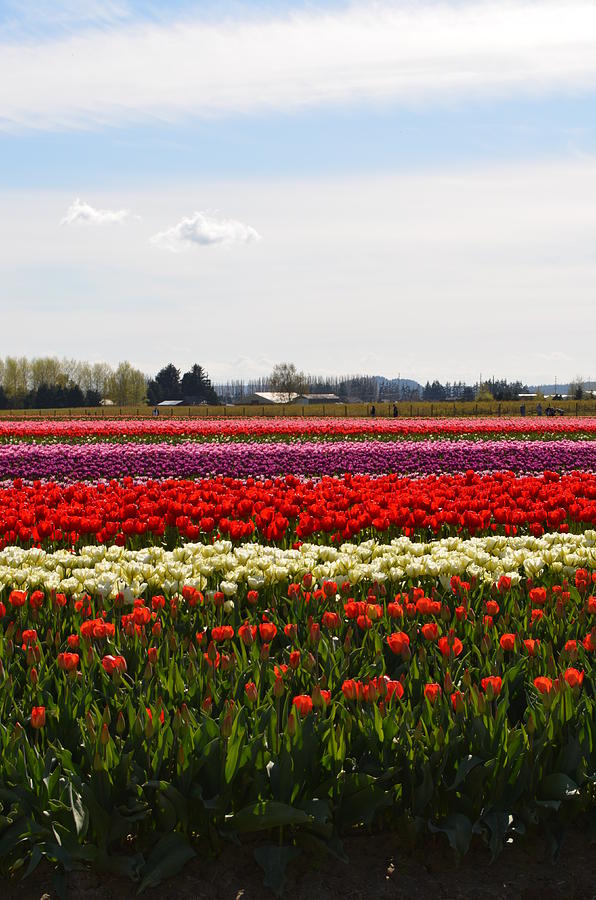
[84,389,102,407]
[147,364,182,404]
[0,385,9,409]
[181,364,218,404]
[423,380,447,401]
[461,385,475,402]
[32,383,58,408]
[269,363,308,402]
[106,362,147,406]
[64,384,85,407]
[569,376,584,400]
[475,383,494,401]
[2,357,29,404]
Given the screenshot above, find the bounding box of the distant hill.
[529,382,596,395]
[376,376,422,391]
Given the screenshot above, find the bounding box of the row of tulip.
[0,471,595,550]
[1,439,595,481]
[0,543,593,889]
[2,416,595,441]
[0,531,594,601]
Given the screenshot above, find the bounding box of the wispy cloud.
[150,211,261,251]
[2,1,596,131]
[61,197,136,225]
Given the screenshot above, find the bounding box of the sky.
[1,0,596,385]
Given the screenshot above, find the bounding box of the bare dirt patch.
[3,826,595,900]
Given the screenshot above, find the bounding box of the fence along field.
[1,399,596,418]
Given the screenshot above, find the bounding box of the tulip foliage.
[0,416,594,894]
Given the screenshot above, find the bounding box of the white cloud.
[150,211,261,251]
[2,1,596,131]
[61,197,136,225]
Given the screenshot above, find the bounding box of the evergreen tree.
[181,364,218,404]
[147,364,181,404]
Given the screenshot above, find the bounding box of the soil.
[2,827,594,900]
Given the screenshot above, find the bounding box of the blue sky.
[1,0,596,383]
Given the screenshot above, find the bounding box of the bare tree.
[568,376,585,400]
[269,363,308,402]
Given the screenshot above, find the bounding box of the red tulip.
[31,706,46,729]
[292,695,313,716]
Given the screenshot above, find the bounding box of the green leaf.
[539,773,579,801]
[429,813,473,856]
[477,810,522,861]
[68,783,88,838]
[228,801,311,835]
[254,845,301,898]
[96,848,144,882]
[137,833,195,894]
[413,766,434,817]
[337,784,392,829]
[224,714,245,784]
[449,755,483,791]
[23,845,43,879]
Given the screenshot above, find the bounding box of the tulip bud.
[443,671,453,694]
[303,652,315,673]
[100,723,110,746]
[221,710,233,739]
[273,676,284,698]
[133,714,143,739]
[177,744,185,767]
[526,711,536,734]
[244,682,258,704]
[309,622,321,644]
[86,710,96,739]
[287,712,297,736]
[30,667,38,685]
[116,711,126,735]
[145,714,154,740]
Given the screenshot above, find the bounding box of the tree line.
[0,356,589,408]
[0,358,218,409]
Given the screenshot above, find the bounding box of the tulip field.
[0,416,595,895]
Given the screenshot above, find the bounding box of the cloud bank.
[61,198,135,225]
[150,211,261,252]
[2,1,596,131]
